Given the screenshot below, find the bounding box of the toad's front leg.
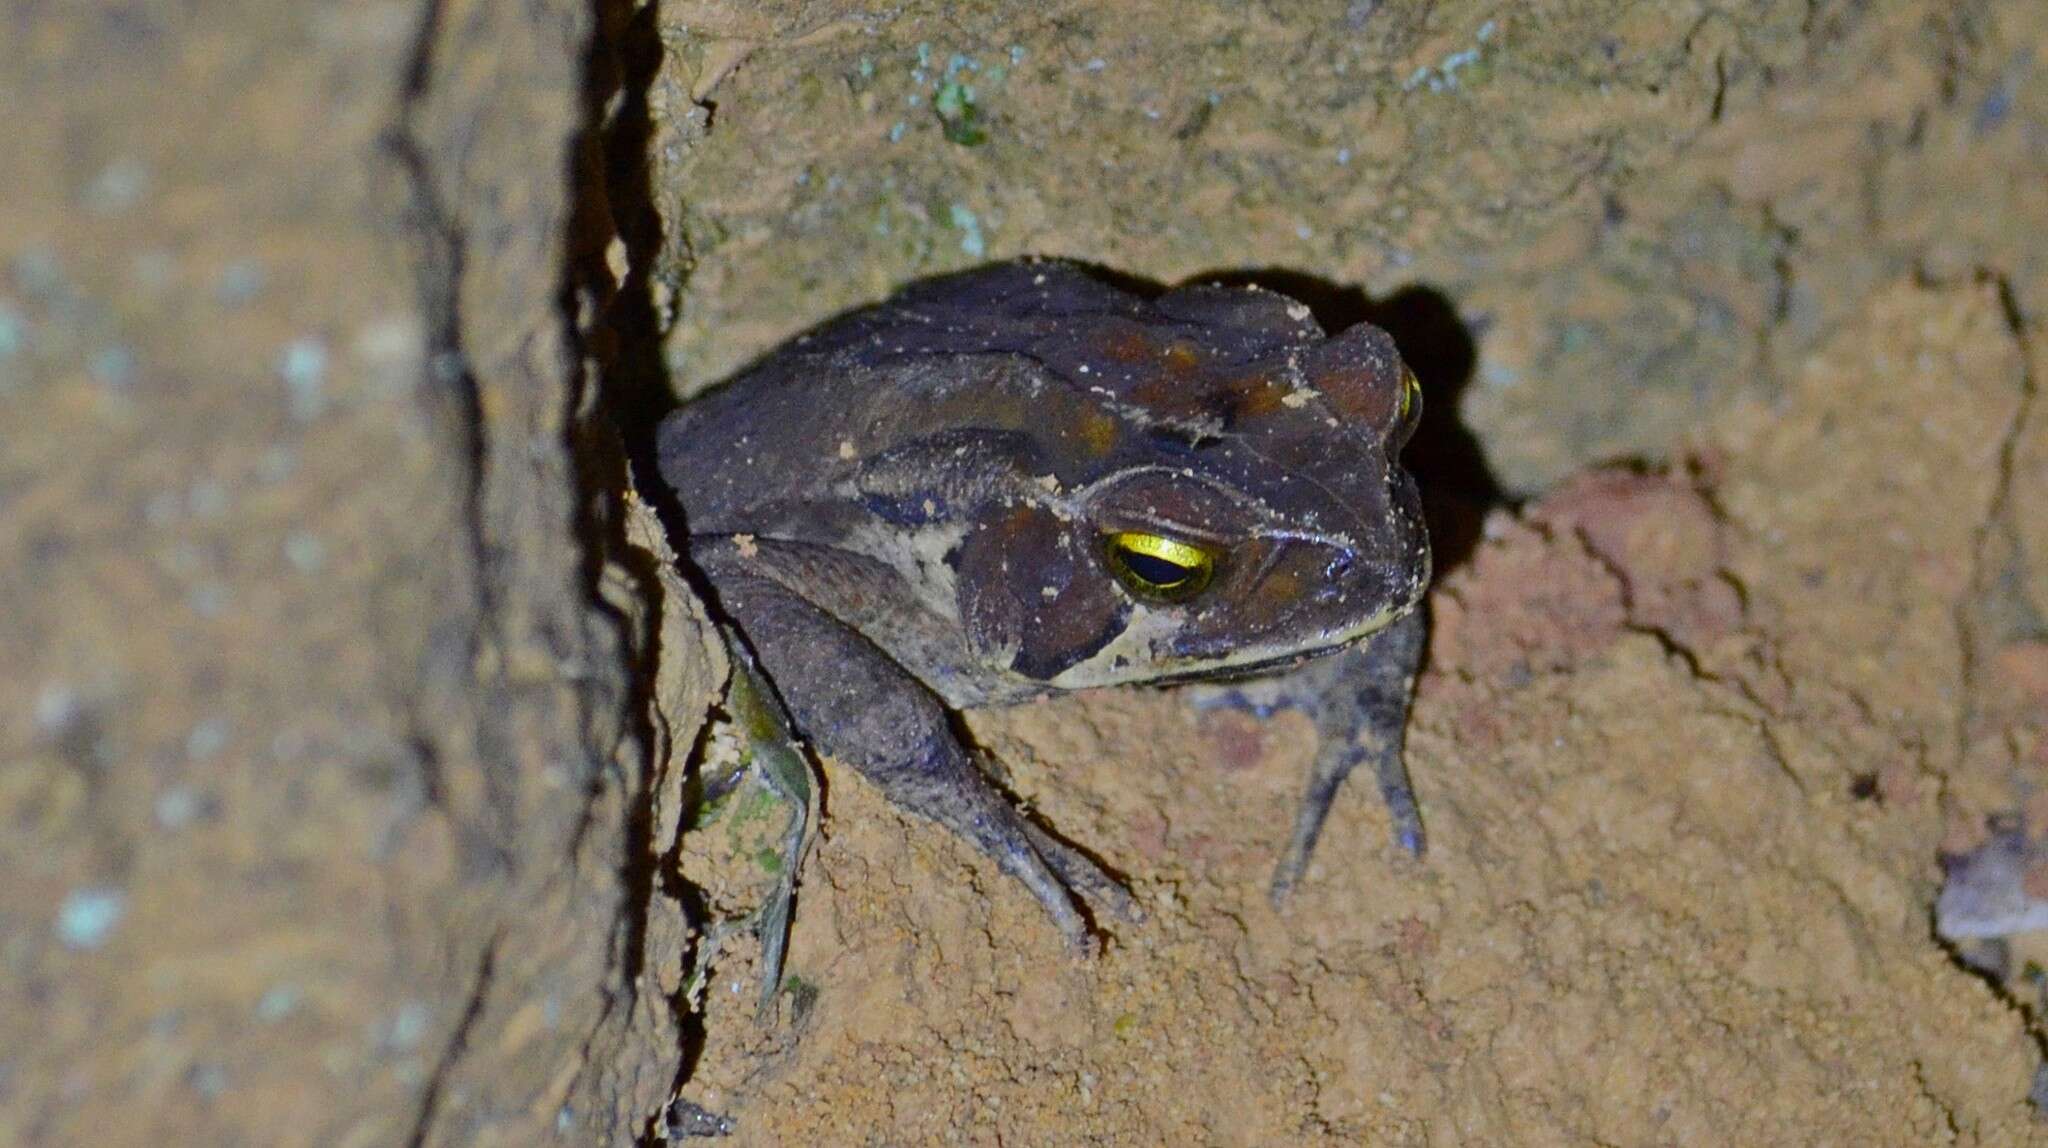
[1193,608,1427,899]
[699,547,1138,951]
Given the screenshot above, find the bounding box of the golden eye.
[1397,368,1423,424]
[1104,532,1215,601]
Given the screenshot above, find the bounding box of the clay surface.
[6,0,2047,1145]
[678,283,2044,1144]
[660,2,2048,1144]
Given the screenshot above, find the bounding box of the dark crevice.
[1932,916,2048,1099]
[571,0,724,1138]
[1955,269,2041,769]
[600,3,688,497]
[405,929,503,1148]
[660,721,719,1078]
[561,0,661,872]
[380,4,520,1139]
[384,8,498,640]
[383,0,544,882]
[591,0,677,1006]
[383,0,538,860]
[397,0,446,101]
[1758,207,1801,379]
[581,0,779,1123]
[406,733,447,812]
[1540,469,1803,761]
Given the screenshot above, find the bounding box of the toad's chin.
[1044,597,1414,693]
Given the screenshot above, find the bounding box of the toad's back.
[657,260,1387,544]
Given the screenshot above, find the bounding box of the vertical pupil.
[1120,548,1190,586]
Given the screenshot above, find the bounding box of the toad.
[658,260,1429,948]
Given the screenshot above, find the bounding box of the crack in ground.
[1955,269,2040,768]
[378,0,528,856]
[405,929,506,1148]
[384,0,501,650]
[377,3,523,1140]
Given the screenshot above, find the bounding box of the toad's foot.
[1190,608,1427,900]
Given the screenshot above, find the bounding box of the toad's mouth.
[1130,636,1366,687]
[1044,596,1416,692]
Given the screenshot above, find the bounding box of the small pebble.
[55,887,127,950]
[81,158,151,215]
[0,301,26,358]
[34,683,78,733]
[153,786,209,829]
[186,717,230,761]
[949,204,986,258]
[277,338,329,421]
[384,1001,430,1051]
[255,983,302,1023]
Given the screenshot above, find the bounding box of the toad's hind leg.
[703,562,1136,951]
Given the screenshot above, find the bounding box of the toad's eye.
[1390,367,1423,448]
[1104,532,1215,602]
[1397,367,1423,426]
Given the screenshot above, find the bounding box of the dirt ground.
[5,0,2047,1145]
[657,1,2048,1144]
[674,285,2046,1144]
